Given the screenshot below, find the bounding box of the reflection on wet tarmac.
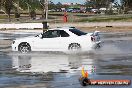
[0,54,96,88]
[11,54,94,73]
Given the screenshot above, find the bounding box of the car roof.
[48,27,76,30]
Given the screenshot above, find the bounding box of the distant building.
[63,3,71,6]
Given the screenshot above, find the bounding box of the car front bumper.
[12,43,18,51]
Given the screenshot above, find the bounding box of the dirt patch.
[0,26,132,33]
[78,26,132,32]
[0,40,12,45]
[0,40,12,52]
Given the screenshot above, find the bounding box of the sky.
[52,0,86,4]
[52,0,121,4]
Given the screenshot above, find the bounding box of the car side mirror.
[39,33,43,39]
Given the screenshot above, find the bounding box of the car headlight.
[12,41,15,44]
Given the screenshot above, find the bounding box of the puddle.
[11,54,94,73]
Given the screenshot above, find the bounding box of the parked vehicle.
[66,8,73,12]
[12,27,101,53]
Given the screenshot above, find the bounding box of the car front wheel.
[18,43,31,53]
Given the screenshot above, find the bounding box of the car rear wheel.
[68,43,81,52]
[95,43,101,49]
[18,43,31,53]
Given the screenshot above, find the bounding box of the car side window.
[42,30,60,38]
[60,30,69,37]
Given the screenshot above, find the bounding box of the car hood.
[14,36,38,41]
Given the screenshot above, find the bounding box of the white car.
[12,27,101,53]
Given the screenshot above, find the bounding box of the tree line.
[85,0,132,13]
[0,0,132,21]
[0,0,47,21]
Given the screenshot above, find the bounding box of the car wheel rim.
[70,44,80,51]
[20,45,30,53]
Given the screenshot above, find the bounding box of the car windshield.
[69,29,87,36]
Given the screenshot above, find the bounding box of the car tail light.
[91,36,95,41]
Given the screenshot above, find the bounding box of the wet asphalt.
[0,31,132,88]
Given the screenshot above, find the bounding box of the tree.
[14,0,20,20]
[40,0,48,19]
[113,0,122,14]
[56,2,62,8]
[30,10,36,20]
[48,1,55,10]
[4,0,14,22]
[84,0,95,8]
[0,0,3,9]
[85,0,115,14]
[85,0,115,8]
[0,0,6,13]
[40,0,46,19]
[121,0,132,13]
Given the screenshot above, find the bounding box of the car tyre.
[95,43,101,49]
[68,43,81,52]
[18,43,31,53]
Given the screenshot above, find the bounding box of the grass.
[0,15,14,19]
[1,12,132,23]
[78,15,132,22]
[48,12,132,22]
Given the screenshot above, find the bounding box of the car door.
[33,30,61,51]
[57,30,71,50]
